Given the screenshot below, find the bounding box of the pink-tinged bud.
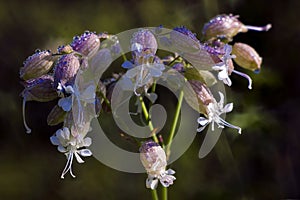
[47,105,67,126]
[140,140,176,189]
[71,31,100,57]
[20,50,54,80]
[232,42,262,72]
[131,29,158,57]
[21,75,58,134]
[140,141,167,176]
[188,80,214,115]
[22,74,57,102]
[202,14,271,41]
[54,53,80,88]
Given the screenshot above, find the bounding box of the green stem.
[166,89,184,158]
[162,187,168,200]
[151,189,159,200]
[98,91,111,110]
[139,96,159,143]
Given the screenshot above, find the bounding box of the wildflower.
[50,127,92,179]
[20,50,54,80]
[140,140,176,190]
[197,91,242,134]
[212,44,253,89]
[125,60,165,96]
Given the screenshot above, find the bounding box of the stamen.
[244,24,272,32]
[219,117,242,134]
[61,152,76,179]
[22,95,32,134]
[232,69,253,89]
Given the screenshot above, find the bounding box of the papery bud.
[20,50,54,80]
[22,74,57,102]
[140,141,167,176]
[131,29,158,56]
[47,105,67,126]
[188,80,213,114]
[71,31,100,57]
[202,14,271,41]
[54,53,80,88]
[232,42,262,72]
[21,74,58,134]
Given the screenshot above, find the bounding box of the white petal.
[74,152,85,163]
[197,117,209,126]
[223,103,233,113]
[57,145,67,153]
[65,85,74,94]
[218,69,228,80]
[197,126,207,132]
[83,137,92,147]
[218,92,225,106]
[58,97,72,112]
[146,178,159,190]
[50,136,60,146]
[78,149,92,157]
[62,127,71,140]
[160,174,176,187]
[166,169,176,175]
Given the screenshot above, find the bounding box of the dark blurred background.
[0,0,299,199]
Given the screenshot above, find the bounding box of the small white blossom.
[197,92,242,134]
[50,127,92,178]
[140,141,176,190]
[212,44,235,87]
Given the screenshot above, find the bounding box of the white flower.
[197,92,242,134]
[140,141,176,190]
[50,127,92,178]
[212,44,235,87]
[125,62,165,96]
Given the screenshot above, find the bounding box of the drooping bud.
[187,80,214,115]
[202,14,271,41]
[20,50,54,80]
[232,42,262,73]
[54,53,80,89]
[21,75,58,134]
[140,140,176,189]
[131,29,158,57]
[47,105,67,126]
[22,74,58,102]
[71,31,100,57]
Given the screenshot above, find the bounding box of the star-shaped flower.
[50,127,92,178]
[197,92,241,134]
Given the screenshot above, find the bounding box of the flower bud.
[202,14,271,41]
[20,50,54,80]
[22,74,57,102]
[47,105,67,126]
[232,42,262,72]
[21,75,58,134]
[131,29,158,56]
[54,53,80,88]
[140,140,176,189]
[189,80,214,111]
[140,140,167,176]
[71,31,100,57]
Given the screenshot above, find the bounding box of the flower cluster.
[20,14,271,192]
